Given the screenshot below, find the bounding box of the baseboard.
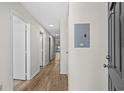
[50,57,55,61]
[0,84,2,91]
[31,68,40,79]
[60,71,68,75]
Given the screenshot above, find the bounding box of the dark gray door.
[106,2,124,91]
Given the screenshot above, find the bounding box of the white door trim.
[26,24,31,80]
[12,15,31,80]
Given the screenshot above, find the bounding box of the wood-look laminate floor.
[13,53,68,91]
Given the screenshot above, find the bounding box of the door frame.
[26,24,31,80]
[39,32,44,67]
[10,10,31,83]
[49,37,51,61]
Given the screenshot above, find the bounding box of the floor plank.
[13,53,68,91]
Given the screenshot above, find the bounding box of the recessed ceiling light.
[49,24,54,27]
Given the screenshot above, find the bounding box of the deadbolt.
[104,64,109,68]
[106,55,110,60]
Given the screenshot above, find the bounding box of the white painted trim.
[60,71,67,75]
[43,34,46,67]
[10,9,14,91]
[10,9,29,24]
[47,61,49,65]
[31,69,40,79]
[26,24,31,80]
[0,84,2,91]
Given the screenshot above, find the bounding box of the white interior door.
[39,33,43,67]
[13,16,26,80]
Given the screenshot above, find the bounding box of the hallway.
[1,2,124,91]
[14,53,68,91]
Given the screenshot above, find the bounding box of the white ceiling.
[21,2,68,38]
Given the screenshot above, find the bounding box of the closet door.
[13,16,26,80]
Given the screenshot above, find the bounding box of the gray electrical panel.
[74,24,90,48]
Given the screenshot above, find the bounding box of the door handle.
[104,64,109,68]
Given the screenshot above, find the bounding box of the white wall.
[60,17,68,74]
[30,26,41,78]
[68,2,108,90]
[0,3,52,90]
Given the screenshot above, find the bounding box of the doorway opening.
[39,32,44,68]
[12,16,31,90]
